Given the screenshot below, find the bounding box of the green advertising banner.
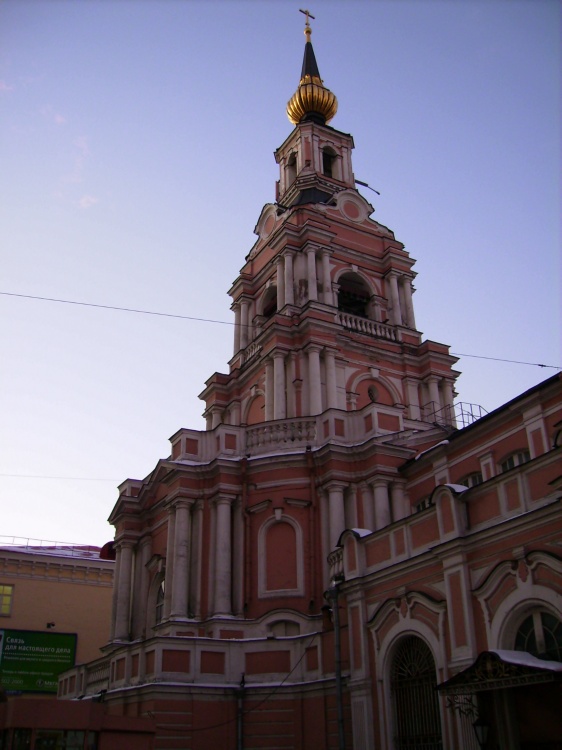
[0,629,77,693]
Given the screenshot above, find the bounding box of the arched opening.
[391,636,443,750]
[337,272,371,318]
[287,152,297,185]
[262,286,277,319]
[322,147,337,178]
[155,579,165,625]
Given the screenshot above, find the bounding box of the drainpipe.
[237,673,245,750]
[326,581,345,750]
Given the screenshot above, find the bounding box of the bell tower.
[200,17,459,433]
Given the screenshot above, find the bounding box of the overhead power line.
[0,291,233,327]
[1,290,560,371]
[0,473,120,482]
[450,352,560,370]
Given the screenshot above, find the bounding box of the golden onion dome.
[286,20,338,126]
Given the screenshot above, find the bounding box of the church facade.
[56,21,562,750]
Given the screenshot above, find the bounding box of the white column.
[405,378,422,421]
[232,303,241,354]
[287,352,297,418]
[163,507,175,619]
[214,497,232,616]
[230,401,241,426]
[114,541,134,641]
[345,484,358,529]
[402,277,416,329]
[390,481,407,522]
[306,247,318,302]
[360,482,375,532]
[190,500,203,618]
[373,479,391,530]
[210,407,222,429]
[441,379,456,427]
[133,536,152,639]
[327,483,346,550]
[240,299,250,349]
[276,256,285,310]
[426,376,442,421]
[308,345,322,415]
[171,499,192,618]
[387,272,402,326]
[325,349,338,409]
[284,251,294,306]
[321,249,333,305]
[264,358,274,421]
[231,499,244,616]
[272,350,286,420]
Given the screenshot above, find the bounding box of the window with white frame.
[514,610,562,661]
[459,471,483,488]
[500,449,530,473]
[155,580,165,624]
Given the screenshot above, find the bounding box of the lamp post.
[472,716,489,748]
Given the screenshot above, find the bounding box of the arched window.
[514,610,562,661]
[287,153,297,185]
[322,147,337,178]
[391,636,443,750]
[155,580,165,624]
[337,272,371,318]
[262,286,277,319]
[458,471,483,488]
[500,449,530,473]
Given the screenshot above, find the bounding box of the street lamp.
[472,716,489,748]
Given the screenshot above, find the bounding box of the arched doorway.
[391,636,443,749]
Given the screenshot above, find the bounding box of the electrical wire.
[2,290,559,371]
[0,473,119,481]
[0,290,234,327]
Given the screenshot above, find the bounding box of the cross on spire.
[299,8,315,27]
[299,8,315,39]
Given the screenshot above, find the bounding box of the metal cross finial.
[299,8,315,29]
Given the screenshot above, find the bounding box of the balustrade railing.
[328,548,344,583]
[242,341,262,364]
[336,311,397,341]
[245,418,317,453]
[85,658,110,689]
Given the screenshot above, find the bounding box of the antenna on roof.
[355,179,381,196]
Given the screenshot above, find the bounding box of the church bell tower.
[200,17,458,435]
[110,13,460,645]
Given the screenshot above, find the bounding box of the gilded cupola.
[286,16,338,126]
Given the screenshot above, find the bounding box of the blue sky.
[1,0,560,545]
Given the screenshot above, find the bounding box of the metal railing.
[0,536,102,558]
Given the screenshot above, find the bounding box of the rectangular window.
[0,584,14,616]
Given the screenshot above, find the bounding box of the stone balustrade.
[242,341,262,364]
[336,311,397,341]
[245,418,317,452]
[169,406,435,462]
[327,547,344,584]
